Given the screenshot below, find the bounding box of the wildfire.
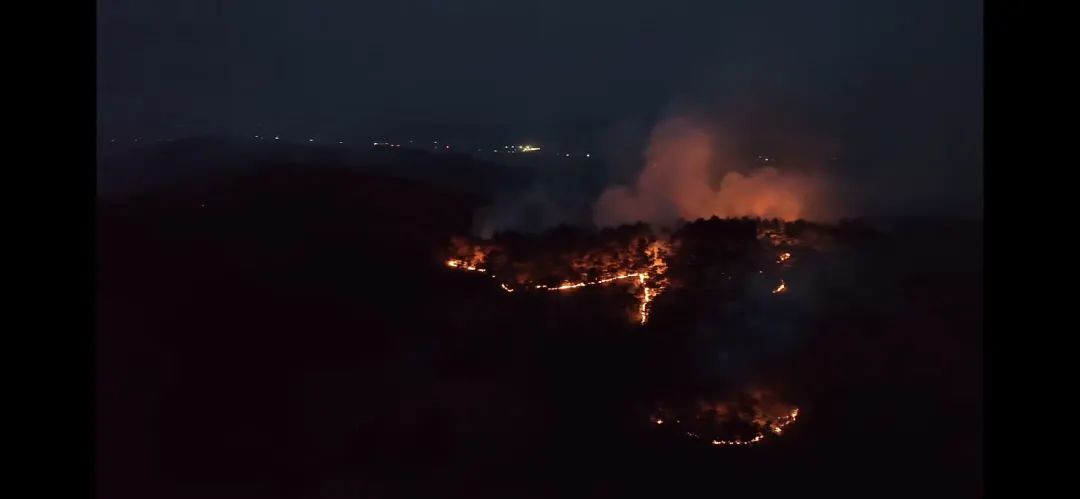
[443,236,670,325]
[447,261,662,324]
[768,407,799,435]
[640,275,652,325]
[445,223,794,325]
[711,434,766,446]
[649,391,799,447]
[446,259,486,273]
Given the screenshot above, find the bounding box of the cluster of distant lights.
[480,145,589,157]
[108,136,591,157]
[376,142,594,157]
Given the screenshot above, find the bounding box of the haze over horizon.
[98,0,982,220]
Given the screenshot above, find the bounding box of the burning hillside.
[445,230,673,325]
[648,388,799,446]
[442,219,813,326]
[440,217,820,445]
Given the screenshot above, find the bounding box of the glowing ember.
[772,280,787,294]
[777,252,791,263]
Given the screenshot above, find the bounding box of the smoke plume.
[594,116,834,228]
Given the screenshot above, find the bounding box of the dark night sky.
[97,0,982,215]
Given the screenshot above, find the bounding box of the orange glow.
[449,266,661,324]
[639,274,652,325]
[650,392,798,447]
[446,227,794,324]
[593,117,831,227]
[443,237,671,325]
[446,259,486,273]
[710,434,766,446]
[757,224,801,248]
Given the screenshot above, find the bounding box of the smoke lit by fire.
[594,117,831,228]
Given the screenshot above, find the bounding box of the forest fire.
[445,259,486,273]
[440,219,827,449]
[445,259,663,324]
[640,274,652,325]
[649,390,799,447]
[442,231,673,324]
[710,434,766,446]
[442,219,805,325]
